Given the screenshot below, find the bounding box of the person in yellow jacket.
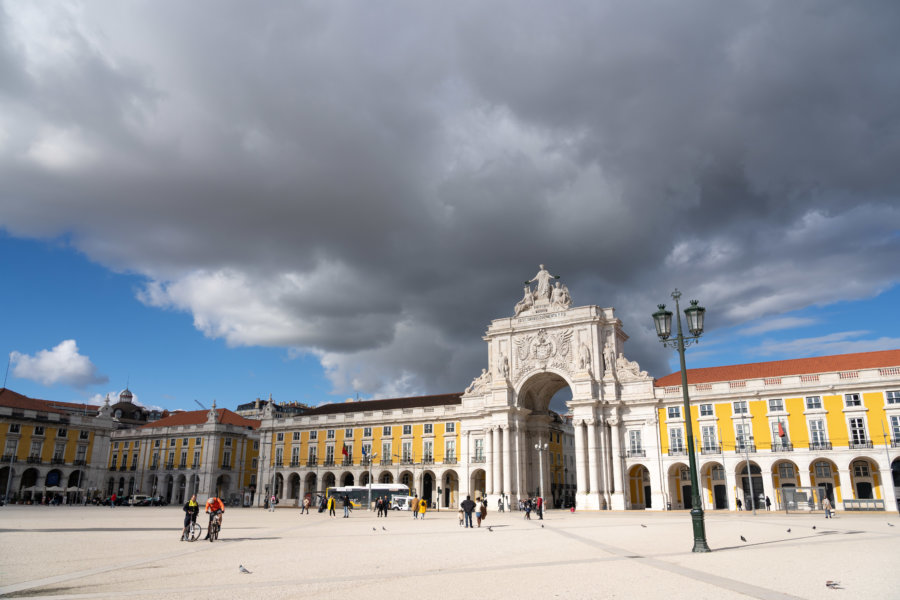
[327,496,336,518]
[418,498,427,519]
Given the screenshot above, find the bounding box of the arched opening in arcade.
[176,475,186,504]
[288,473,301,504]
[628,465,652,509]
[850,458,878,499]
[809,459,838,504]
[701,463,728,509]
[304,473,318,501]
[359,471,370,486]
[738,462,764,510]
[340,472,354,486]
[0,466,13,499]
[216,474,231,500]
[892,458,900,500]
[442,470,459,508]
[399,470,413,492]
[422,471,435,507]
[378,471,393,484]
[321,472,336,490]
[470,468,486,500]
[668,463,691,509]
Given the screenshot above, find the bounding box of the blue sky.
[1,3,899,412]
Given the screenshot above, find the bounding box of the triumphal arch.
[460,264,655,510]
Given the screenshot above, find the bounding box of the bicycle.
[186,520,203,542]
[207,511,222,542]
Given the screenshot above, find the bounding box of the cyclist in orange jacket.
[204,495,225,539]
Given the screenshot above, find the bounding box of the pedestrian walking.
[823,496,833,519]
[342,494,351,518]
[418,498,427,519]
[269,494,277,512]
[301,496,310,514]
[412,495,419,519]
[327,495,336,518]
[537,496,544,520]
[736,498,742,511]
[461,495,476,528]
[765,496,771,511]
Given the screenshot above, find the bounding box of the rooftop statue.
[513,264,571,316]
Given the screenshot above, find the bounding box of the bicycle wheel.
[209,521,217,542]
[188,521,202,542]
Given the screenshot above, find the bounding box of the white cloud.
[10,340,108,388]
[753,331,900,358]
[738,317,819,336]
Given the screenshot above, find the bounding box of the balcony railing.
[627,449,647,458]
[771,442,794,452]
[191,463,200,470]
[667,448,687,457]
[27,455,42,464]
[443,457,457,464]
[220,464,231,470]
[51,457,65,465]
[118,465,127,471]
[699,445,720,455]
[422,457,434,465]
[165,463,175,469]
[1,455,17,463]
[129,465,137,471]
[380,458,392,466]
[401,458,414,465]
[290,460,301,467]
[108,465,117,470]
[149,464,158,470]
[342,458,353,466]
[471,456,486,463]
[306,460,318,467]
[735,444,757,454]
[73,459,86,466]
[848,440,873,450]
[808,441,832,451]
[323,460,335,467]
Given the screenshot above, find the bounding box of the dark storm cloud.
[1,1,899,396]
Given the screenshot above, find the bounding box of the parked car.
[391,495,416,511]
[142,495,168,506]
[128,494,149,506]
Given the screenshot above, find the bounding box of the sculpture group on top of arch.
[514,264,572,316]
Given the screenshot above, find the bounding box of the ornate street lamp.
[653,289,711,553]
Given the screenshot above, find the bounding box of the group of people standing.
[520,496,543,520]
[458,495,489,528]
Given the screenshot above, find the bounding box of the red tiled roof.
[140,408,260,430]
[302,393,462,416]
[0,388,68,414]
[654,349,900,387]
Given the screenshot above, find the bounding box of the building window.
[474,439,484,460]
[134,440,140,448]
[383,426,392,436]
[400,441,412,462]
[56,428,68,438]
[79,430,89,439]
[424,424,433,434]
[34,426,45,436]
[362,443,371,458]
[308,447,317,462]
[732,400,748,415]
[768,398,784,412]
[667,406,681,419]
[292,446,300,462]
[275,448,283,465]
[252,458,258,469]
[252,441,259,449]
[8,423,20,434]
[771,421,788,443]
[778,463,795,479]
[113,442,119,450]
[848,418,866,444]
[276,432,284,442]
[345,428,353,438]
[402,425,412,436]
[53,443,65,459]
[735,423,752,449]
[180,451,187,466]
[701,425,717,451]
[325,446,334,463]
[844,393,862,407]
[891,415,900,443]
[110,455,118,468]
[852,460,869,477]
[224,438,232,447]
[382,442,391,460]
[699,404,713,417]
[669,428,684,452]
[169,439,176,447]
[423,440,433,460]
[814,461,832,478]
[196,438,202,444]
[193,450,200,467]
[712,465,725,481]
[293,431,301,441]
[76,445,87,462]
[363,427,372,437]
[154,439,160,448]
[805,396,822,409]
[326,429,335,439]
[181,438,188,446]
[445,440,456,460]
[446,422,456,433]
[628,430,643,453]
[809,420,826,444]
[887,390,900,405]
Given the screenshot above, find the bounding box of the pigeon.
[487,526,492,532]
[239,565,252,574]
[640,524,647,528]
[382,527,386,531]
[740,535,747,542]
[372,527,376,531]
[888,523,895,527]
[541,524,544,528]
[787,528,791,533]
[812,526,817,530]
[825,580,840,589]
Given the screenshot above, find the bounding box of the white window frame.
[668,427,684,452]
[667,406,681,419]
[886,390,900,405]
[699,404,713,417]
[402,425,412,436]
[844,393,862,408]
[424,423,433,434]
[768,398,784,412]
[445,422,456,433]
[732,400,748,415]
[805,396,822,410]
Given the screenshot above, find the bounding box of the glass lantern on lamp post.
[652,289,711,553]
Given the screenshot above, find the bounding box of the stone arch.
[737,461,764,510]
[667,462,691,509]
[700,461,727,509]
[288,473,301,503]
[127,476,136,496]
[440,469,459,508]
[399,470,413,491]
[628,464,652,509]
[271,473,282,498]
[175,474,186,504]
[422,470,436,507]
[340,471,354,486]
[514,368,574,412]
[321,471,336,490]
[892,457,900,488]
[67,470,82,488]
[849,457,878,500]
[377,470,393,484]
[359,471,370,486]
[217,473,232,498]
[45,469,63,487]
[809,458,839,504]
[470,468,486,500]
[304,472,318,499]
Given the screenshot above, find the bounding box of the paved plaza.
[1,506,898,599]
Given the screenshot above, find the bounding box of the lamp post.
[534,441,548,499]
[367,453,377,510]
[652,289,711,553]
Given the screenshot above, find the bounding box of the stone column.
[598,421,611,508]
[836,467,851,506]
[514,425,525,501]
[587,419,601,506]
[502,424,512,498]
[608,417,625,509]
[492,426,502,497]
[484,428,494,497]
[461,430,471,500]
[724,461,738,512]
[573,420,588,505]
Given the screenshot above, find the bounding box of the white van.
[128,494,149,506]
[391,495,416,511]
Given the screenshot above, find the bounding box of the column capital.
[606,417,619,427]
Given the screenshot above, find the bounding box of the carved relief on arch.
[511,327,574,383]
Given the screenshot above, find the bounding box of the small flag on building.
[342,445,348,457]
[777,421,786,438]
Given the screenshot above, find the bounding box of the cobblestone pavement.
[1,506,898,599]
